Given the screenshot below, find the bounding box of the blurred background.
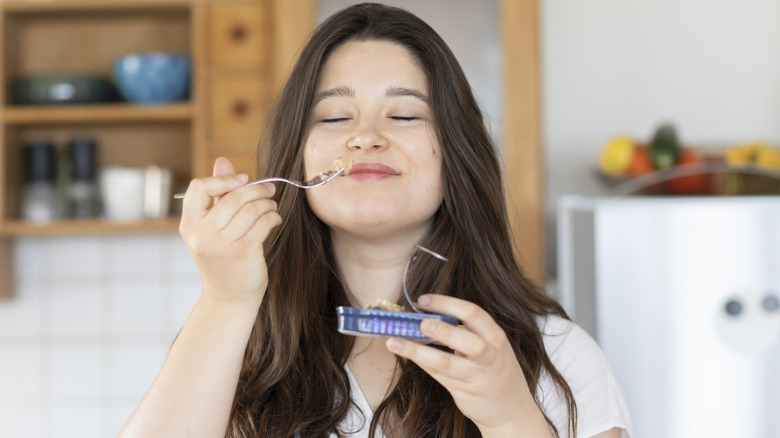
[0,0,778,436]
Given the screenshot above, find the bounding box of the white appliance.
[558,196,780,438]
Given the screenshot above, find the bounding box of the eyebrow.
[314,86,354,104]
[313,86,429,104]
[386,86,429,103]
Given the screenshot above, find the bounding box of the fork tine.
[304,167,345,188]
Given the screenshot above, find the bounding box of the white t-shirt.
[335,314,632,438]
[536,314,633,438]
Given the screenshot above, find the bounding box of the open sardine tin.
[337,306,459,342]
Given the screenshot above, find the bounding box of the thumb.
[213,156,237,177]
[210,157,242,206]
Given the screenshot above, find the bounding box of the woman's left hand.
[385,294,552,437]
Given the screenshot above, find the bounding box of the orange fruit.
[628,145,654,176]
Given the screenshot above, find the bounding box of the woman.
[120,3,631,437]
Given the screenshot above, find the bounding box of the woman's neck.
[331,229,427,308]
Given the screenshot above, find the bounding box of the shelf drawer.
[208,74,268,144]
[208,3,270,71]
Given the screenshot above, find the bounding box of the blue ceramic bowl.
[113,53,191,104]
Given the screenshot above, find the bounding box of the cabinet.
[0,0,316,296]
[0,0,545,294]
[0,0,197,235]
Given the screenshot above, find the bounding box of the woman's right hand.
[119,157,279,438]
[179,157,282,307]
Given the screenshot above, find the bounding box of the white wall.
[543,0,780,272]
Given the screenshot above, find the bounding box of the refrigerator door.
[558,196,780,437]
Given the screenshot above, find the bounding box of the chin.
[345,211,402,230]
[309,194,439,238]
[335,213,436,242]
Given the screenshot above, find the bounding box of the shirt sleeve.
[535,315,633,438]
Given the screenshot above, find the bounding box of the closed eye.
[390,116,419,121]
[322,117,350,123]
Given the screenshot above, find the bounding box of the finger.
[241,207,282,248]
[386,337,474,383]
[211,157,238,204]
[213,156,236,177]
[419,318,494,361]
[181,173,249,220]
[417,295,507,347]
[217,198,279,242]
[204,183,276,231]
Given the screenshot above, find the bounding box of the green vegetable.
[649,123,681,169]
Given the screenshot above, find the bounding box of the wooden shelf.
[1,0,192,13]
[0,217,180,236]
[3,103,193,125]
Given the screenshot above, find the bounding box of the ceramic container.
[113,53,192,104]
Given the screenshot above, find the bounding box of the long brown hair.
[228,3,576,437]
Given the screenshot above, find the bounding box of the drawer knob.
[230,24,248,42]
[232,100,249,117]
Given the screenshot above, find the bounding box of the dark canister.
[24,140,57,182]
[21,140,64,223]
[67,137,101,218]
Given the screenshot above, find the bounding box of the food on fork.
[365,297,404,312]
[308,157,352,185]
[334,157,354,175]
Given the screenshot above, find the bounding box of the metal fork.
[402,245,449,313]
[173,167,347,199]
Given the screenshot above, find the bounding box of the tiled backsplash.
[0,233,201,438]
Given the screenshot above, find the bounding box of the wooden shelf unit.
[0,1,203,299]
[0,0,318,298]
[0,0,202,226]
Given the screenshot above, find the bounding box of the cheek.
[304,189,324,218]
[304,185,339,228]
[426,127,440,157]
[302,140,338,183]
[415,163,444,209]
[428,181,444,206]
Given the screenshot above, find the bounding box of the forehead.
[318,39,428,93]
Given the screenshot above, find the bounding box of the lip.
[347,162,400,180]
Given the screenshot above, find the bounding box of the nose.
[347,120,388,151]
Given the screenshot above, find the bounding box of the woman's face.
[304,40,443,240]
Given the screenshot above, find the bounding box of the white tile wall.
[0,233,201,438]
[0,405,42,437]
[0,276,41,338]
[47,282,103,338]
[0,344,42,402]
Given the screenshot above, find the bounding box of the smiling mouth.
[347,162,400,176]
